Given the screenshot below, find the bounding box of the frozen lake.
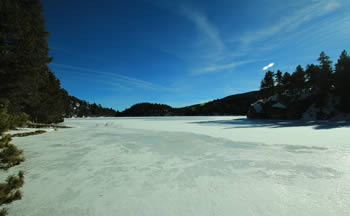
[6,116,350,215]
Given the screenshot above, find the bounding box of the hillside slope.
[120,91,261,116]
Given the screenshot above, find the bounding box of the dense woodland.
[260,51,350,113]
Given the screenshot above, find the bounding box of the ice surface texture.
[5,116,350,216]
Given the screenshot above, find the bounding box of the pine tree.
[305,64,320,89]
[317,51,333,92]
[290,65,306,92]
[275,70,283,94]
[281,72,291,90]
[335,50,350,111]
[260,71,275,98]
[275,70,283,86]
[0,0,64,123]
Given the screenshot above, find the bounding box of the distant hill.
[121,103,174,116]
[120,91,261,117]
[176,91,261,116]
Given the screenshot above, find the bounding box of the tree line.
[63,94,120,118]
[260,51,350,111]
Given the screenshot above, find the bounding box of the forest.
[260,51,350,113]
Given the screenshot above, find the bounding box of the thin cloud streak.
[50,63,174,92]
[194,60,255,75]
[180,6,259,75]
[237,0,342,46]
[180,6,225,58]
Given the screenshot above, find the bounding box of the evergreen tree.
[335,50,350,111]
[0,0,64,123]
[317,51,333,92]
[275,70,283,86]
[260,71,275,97]
[314,52,333,106]
[281,72,291,91]
[290,65,306,92]
[275,70,283,94]
[256,50,350,118]
[305,64,320,89]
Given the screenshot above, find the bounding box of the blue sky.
[43,0,350,111]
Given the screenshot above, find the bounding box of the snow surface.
[4,116,350,216]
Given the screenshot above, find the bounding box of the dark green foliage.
[0,100,10,133]
[260,71,275,98]
[0,104,25,170]
[275,70,283,86]
[0,99,28,131]
[260,71,275,90]
[305,64,320,88]
[281,72,291,90]
[7,113,28,130]
[259,52,335,97]
[290,65,306,93]
[317,52,334,91]
[335,50,350,112]
[256,50,350,116]
[0,171,24,215]
[0,100,24,215]
[0,208,8,216]
[0,143,24,170]
[275,70,283,94]
[0,0,65,123]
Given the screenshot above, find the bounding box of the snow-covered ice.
[4,116,350,216]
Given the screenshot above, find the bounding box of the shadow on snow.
[190,118,350,130]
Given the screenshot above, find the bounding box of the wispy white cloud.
[194,60,255,75]
[262,63,275,71]
[324,0,341,11]
[179,6,259,75]
[180,6,225,58]
[237,0,342,46]
[50,63,174,91]
[171,0,343,76]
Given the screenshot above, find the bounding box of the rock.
[248,93,315,120]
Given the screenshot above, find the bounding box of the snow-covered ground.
[5,116,350,216]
